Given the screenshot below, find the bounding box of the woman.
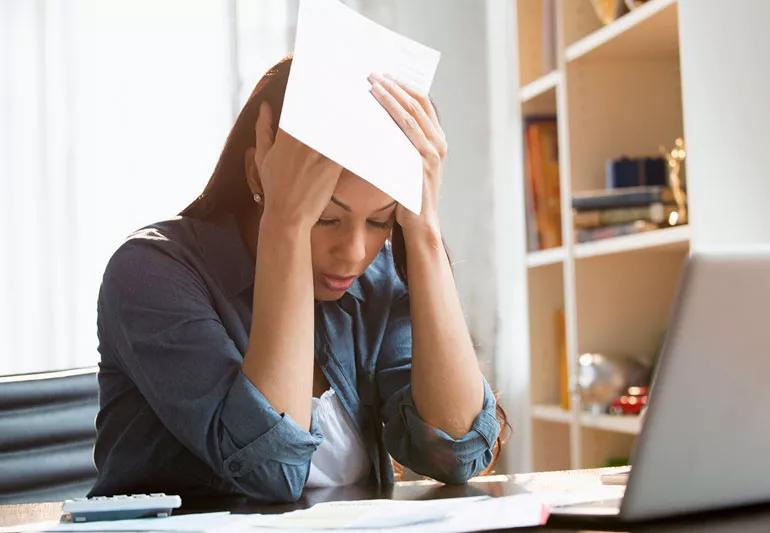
[89,56,503,503]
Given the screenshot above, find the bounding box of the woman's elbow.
[232,462,310,503]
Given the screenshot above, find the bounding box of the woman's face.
[311,170,396,301]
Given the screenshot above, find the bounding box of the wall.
[679,0,770,248]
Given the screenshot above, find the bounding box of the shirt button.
[228,461,241,474]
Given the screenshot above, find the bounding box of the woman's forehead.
[333,169,395,210]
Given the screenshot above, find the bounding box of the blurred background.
[2,0,770,476]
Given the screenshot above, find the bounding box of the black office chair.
[0,367,99,504]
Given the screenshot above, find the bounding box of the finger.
[370,73,442,150]
[370,81,439,162]
[383,73,441,132]
[254,101,274,167]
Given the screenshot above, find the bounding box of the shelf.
[532,404,572,424]
[520,70,559,103]
[521,71,558,116]
[574,225,690,259]
[580,412,643,435]
[527,246,565,268]
[566,0,678,63]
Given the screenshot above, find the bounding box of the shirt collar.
[191,213,365,302]
[346,277,364,302]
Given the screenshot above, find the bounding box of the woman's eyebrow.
[374,200,398,212]
[331,196,397,213]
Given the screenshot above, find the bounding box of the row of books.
[524,116,686,247]
[524,117,561,251]
[572,185,681,243]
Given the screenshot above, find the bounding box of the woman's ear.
[245,101,275,198]
[244,146,263,197]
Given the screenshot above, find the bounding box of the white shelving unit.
[514,0,690,471]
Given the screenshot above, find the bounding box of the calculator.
[61,493,182,522]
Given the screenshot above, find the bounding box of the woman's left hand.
[368,72,447,240]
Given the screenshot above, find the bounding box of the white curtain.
[1,0,293,375]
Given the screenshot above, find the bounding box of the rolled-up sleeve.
[376,290,500,484]
[99,241,322,502]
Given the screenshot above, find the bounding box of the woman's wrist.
[259,210,314,242]
[401,218,443,253]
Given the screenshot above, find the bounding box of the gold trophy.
[660,137,687,226]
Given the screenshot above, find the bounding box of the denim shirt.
[89,213,500,502]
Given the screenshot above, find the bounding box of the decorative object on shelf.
[604,456,630,468]
[609,386,649,415]
[624,0,650,10]
[660,137,688,225]
[577,352,650,414]
[524,117,562,251]
[590,0,628,25]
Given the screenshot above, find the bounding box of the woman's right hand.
[253,101,342,230]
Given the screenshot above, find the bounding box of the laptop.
[552,248,770,521]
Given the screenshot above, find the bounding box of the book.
[525,118,562,249]
[572,186,674,211]
[524,150,540,252]
[605,157,667,189]
[576,220,659,243]
[573,203,677,229]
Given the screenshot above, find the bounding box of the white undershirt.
[306,388,371,488]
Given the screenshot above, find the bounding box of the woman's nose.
[335,226,367,264]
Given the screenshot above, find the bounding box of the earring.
[253,192,263,204]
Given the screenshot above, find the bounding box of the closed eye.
[367,219,393,230]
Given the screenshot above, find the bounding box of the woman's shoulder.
[102,214,252,302]
[100,216,214,295]
[106,216,198,269]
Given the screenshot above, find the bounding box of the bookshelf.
[514,0,689,471]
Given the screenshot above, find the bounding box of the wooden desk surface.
[3,472,770,532]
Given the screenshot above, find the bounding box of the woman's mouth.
[321,273,357,291]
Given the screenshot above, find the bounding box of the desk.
[3,471,770,532]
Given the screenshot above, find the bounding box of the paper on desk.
[3,496,548,533]
[280,0,441,214]
[243,494,548,531]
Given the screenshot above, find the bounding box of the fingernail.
[371,81,385,94]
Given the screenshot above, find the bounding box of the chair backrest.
[0,367,98,504]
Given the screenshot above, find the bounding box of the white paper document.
[243,495,547,531]
[280,0,441,214]
[4,496,548,533]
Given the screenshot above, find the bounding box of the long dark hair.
[179,55,510,473]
